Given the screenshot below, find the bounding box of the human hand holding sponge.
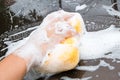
[12,10,85,74]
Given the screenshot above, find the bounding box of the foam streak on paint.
[9,26,37,37]
[118,72,120,77]
[61,76,92,80]
[75,4,87,11]
[76,60,115,72]
[103,4,120,17]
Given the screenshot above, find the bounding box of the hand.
[12,10,78,71]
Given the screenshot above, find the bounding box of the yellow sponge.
[37,10,84,74]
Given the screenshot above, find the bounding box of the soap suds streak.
[76,60,115,72]
[5,37,29,57]
[61,76,92,80]
[75,4,87,11]
[9,26,37,37]
[0,26,37,54]
[103,4,120,17]
[118,72,120,77]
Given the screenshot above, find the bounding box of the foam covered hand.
[35,10,85,73]
[12,10,85,73]
[12,10,79,71]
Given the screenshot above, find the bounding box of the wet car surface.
[0,0,120,80]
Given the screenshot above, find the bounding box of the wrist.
[0,54,27,80]
[13,43,42,71]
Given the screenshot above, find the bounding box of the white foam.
[104,51,120,61]
[103,4,120,17]
[61,76,92,80]
[5,37,29,56]
[95,75,99,77]
[118,72,120,77]
[75,4,87,11]
[79,25,120,60]
[76,60,115,72]
[55,22,75,34]
[9,26,37,37]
